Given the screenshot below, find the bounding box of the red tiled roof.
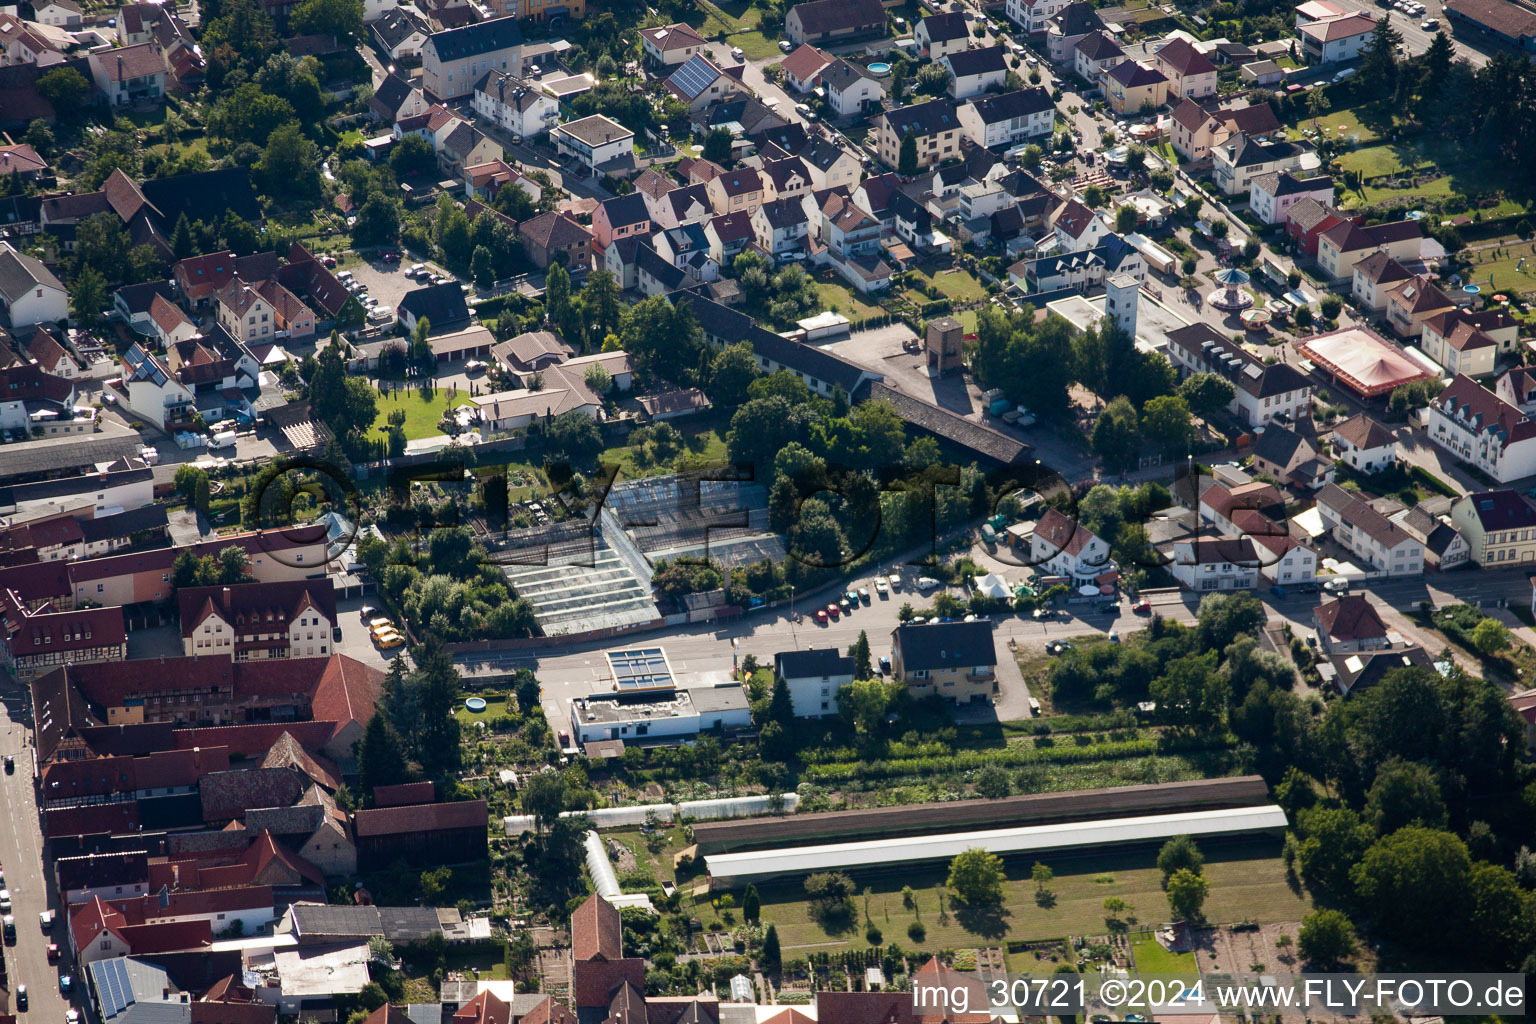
[572,893,622,961]
[353,799,487,837]
[175,721,337,757]
[1315,594,1387,642]
[118,918,214,954]
[373,781,435,807]
[1033,506,1100,557]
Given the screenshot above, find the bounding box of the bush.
[908,921,926,942]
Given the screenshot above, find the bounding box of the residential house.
[752,197,812,256]
[1443,0,1536,48]
[437,121,501,177]
[518,211,591,269]
[1316,218,1422,280]
[0,593,126,681]
[1073,30,1125,83]
[1249,171,1333,225]
[1253,531,1318,585]
[24,327,77,380]
[1171,535,1259,591]
[1384,274,1456,339]
[705,212,755,262]
[179,580,338,661]
[0,241,66,328]
[1252,423,1332,489]
[1168,99,1284,162]
[1298,11,1376,62]
[1450,489,1536,566]
[88,44,166,105]
[1047,1,1105,62]
[640,22,707,68]
[646,183,712,230]
[149,294,198,347]
[1199,480,1293,543]
[1350,250,1413,312]
[1499,366,1536,415]
[634,243,695,297]
[120,343,195,431]
[1286,197,1352,256]
[370,72,427,124]
[823,58,884,117]
[1052,198,1107,251]
[889,620,996,703]
[1315,482,1425,575]
[1420,310,1501,378]
[706,168,767,217]
[943,45,1007,99]
[420,17,523,101]
[1212,133,1316,195]
[1429,374,1536,483]
[784,0,886,46]
[371,8,429,61]
[571,894,647,1011]
[778,43,834,92]
[665,55,746,113]
[1104,60,1168,115]
[34,0,82,28]
[551,114,634,173]
[1152,36,1217,99]
[1296,0,1349,30]
[1332,413,1397,473]
[761,156,813,202]
[592,192,651,252]
[1313,594,1390,653]
[112,280,177,331]
[958,87,1055,149]
[1392,503,1471,570]
[1029,506,1111,584]
[801,137,863,192]
[773,648,853,717]
[916,11,971,57]
[821,192,882,260]
[1007,0,1072,34]
[876,99,964,171]
[396,282,469,334]
[471,69,558,138]
[0,142,47,181]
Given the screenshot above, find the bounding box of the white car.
[875,578,889,596]
[778,39,793,52]
[888,574,902,591]
[0,889,10,912]
[1421,17,1438,27]
[730,46,744,60]
[915,577,941,591]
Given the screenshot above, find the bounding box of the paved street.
[0,679,75,1024]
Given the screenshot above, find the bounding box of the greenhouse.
[704,805,1289,887]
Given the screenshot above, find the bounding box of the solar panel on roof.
[670,55,717,99]
[96,958,134,1019]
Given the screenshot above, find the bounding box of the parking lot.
[341,255,456,325]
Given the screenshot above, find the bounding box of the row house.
[1286,197,1354,256]
[1449,490,1536,566]
[1164,322,1312,427]
[957,87,1056,149]
[1152,37,1217,100]
[1248,171,1333,226]
[1427,374,1536,483]
[1,591,126,681]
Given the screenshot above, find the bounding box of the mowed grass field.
[370,386,477,440]
[1465,241,1536,295]
[751,839,1308,951]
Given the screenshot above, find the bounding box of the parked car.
[1132,599,1151,613]
[815,608,829,624]
[381,251,400,263]
[39,910,53,930]
[15,984,25,1010]
[731,46,744,59]
[915,576,941,591]
[47,942,59,960]
[778,39,793,52]
[875,579,889,596]
[858,587,870,603]
[2,755,11,773]
[826,603,840,621]
[1323,578,1350,594]
[878,656,891,674]
[59,975,72,994]
[1,889,11,912]
[888,574,902,590]
[1421,17,1438,27]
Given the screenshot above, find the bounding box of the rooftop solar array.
[669,55,718,99]
[93,958,135,1020]
[606,646,675,691]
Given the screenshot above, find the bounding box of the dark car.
[1100,602,1119,615]
[3,755,12,773]
[359,605,378,623]
[16,984,26,1010]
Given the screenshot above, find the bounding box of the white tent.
[972,573,1010,599]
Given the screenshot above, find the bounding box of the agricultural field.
[750,839,1308,952]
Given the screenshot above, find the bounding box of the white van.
[210,430,238,450]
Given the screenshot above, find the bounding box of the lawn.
[1298,105,1386,146]
[457,692,511,725]
[727,29,786,60]
[1335,144,1424,181]
[1129,932,1200,975]
[912,266,989,304]
[370,385,477,441]
[813,280,887,321]
[749,839,1309,952]
[1465,242,1536,295]
[601,421,731,480]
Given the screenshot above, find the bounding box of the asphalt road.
[0,679,75,1024]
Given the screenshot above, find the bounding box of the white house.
[1007,0,1071,34]
[1029,506,1112,584]
[1331,413,1397,474]
[1298,11,1375,63]
[915,11,971,58]
[773,648,853,718]
[942,45,1008,100]
[957,88,1055,149]
[570,685,752,744]
[1253,534,1318,585]
[1073,30,1125,83]
[752,197,813,257]
[1248,171,1334,226]
[1165,322,1312,428]
[1212,133,1317,196]
[1171,535,1260,591]
[0,242,68,329]
[823,58,885,118]
[551,114,634,172]
[34,0,82,28]
[1315,483,1425,575]
[1350,251,1414,312]
[1428,374,1536,484]
[121,343,195,431]
[1053,199,1107,252]
[472,69,559,138]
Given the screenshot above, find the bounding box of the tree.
[70,266,107,326]
[1178,372,1236,419]
[839,677,895,735]
[194,474,210,517]
[36,66,90,114]
[1092,396,1141,472]
[1114,205,1138,234]
[217,545,251,583]
[1359,16,1403,98]
[1157,835,1205,882]
[291,0,363,40]
[1296,806,1375,894]
[1351,826,1472,947]
[760,923,781,972]
[947,848,1006,906]
[1297,909,1357,965]
[1150,651,1228,734]
[357,712,409,794]
[1472,617,1511,655]
[545,410,602,463]
[170,213,198,260]
[898,130,919,176]
[1031,861,1054,893]
[256,121,322,199]
[742,884,761,924]
[707,342,759,407]
[1365,759,1447,833]
[1141,394,1194,453]
[975,765,1012,799]
[352,193,401,248]
[766,675,795,729]
[703,127,733,164]
[521,771,566,833]
[849,630,873,680]
[1165,868,1208,922]
[472,245,495,288]
[545,261,572,324]
[390,133,436,178]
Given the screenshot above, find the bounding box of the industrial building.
[567,644,753,745]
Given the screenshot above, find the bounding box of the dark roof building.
[396,282,470,334]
